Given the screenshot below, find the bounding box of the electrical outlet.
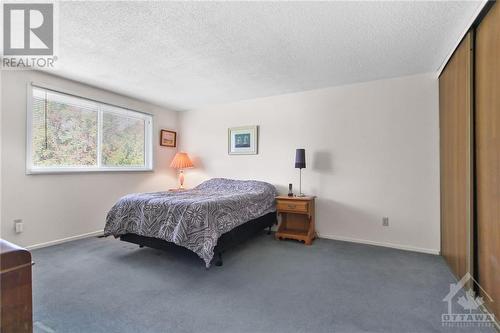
[382,216,389,227]
[14,219,23,233]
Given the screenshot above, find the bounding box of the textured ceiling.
[52,1,482,110]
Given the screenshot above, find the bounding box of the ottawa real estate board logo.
[2,2,57,69]
[442,272,497,329]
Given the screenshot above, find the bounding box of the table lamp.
[295,149,306,197]
[170,152,194,189]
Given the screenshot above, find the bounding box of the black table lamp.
[295,149,306,196]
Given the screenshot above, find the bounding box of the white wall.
[179,73,440,254]
[1,71,179,248]
[1,71,440,254]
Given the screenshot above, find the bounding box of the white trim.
[26,230,104,250]
[317,233,440,255]
[435,0,488,78]
[145,115,153,169]
[24,230,440,255]
[27,166,154,174]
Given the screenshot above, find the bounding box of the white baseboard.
[24,230,439,256]
[317,233,440,255]
[26,230,104,250]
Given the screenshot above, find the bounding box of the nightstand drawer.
[276,200,309,213]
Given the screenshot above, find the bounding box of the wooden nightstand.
[168,188,187,192]
[275,196,316,245]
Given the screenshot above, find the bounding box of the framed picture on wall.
[228,126,258,155]
[160,130,177,147]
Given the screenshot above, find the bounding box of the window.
[27,85,153,173]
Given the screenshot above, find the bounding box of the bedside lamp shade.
[170,152,194,169]
[295,149,306,197]
[295,149,306,169]
[170,152,194,189]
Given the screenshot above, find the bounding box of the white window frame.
[26,83,154,174]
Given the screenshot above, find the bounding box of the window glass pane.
[31,89,98,167]
[29,86,152,172]
[102,110,146,167]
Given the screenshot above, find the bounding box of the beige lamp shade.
[170,152,194,169]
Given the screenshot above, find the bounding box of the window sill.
[26,167,154,175]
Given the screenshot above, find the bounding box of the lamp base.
[179,170,185,189]
[297,168,305,197]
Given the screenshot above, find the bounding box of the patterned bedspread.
[104,178,277,267]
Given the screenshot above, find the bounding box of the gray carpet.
[31,233,494,333]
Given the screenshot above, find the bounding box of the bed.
[104,178,278,267]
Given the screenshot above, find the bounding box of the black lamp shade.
[295,149,306,169]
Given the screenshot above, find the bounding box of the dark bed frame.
[119,212,277,267]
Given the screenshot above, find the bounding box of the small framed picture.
[228,126,258,155]
[160,130,176,147]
